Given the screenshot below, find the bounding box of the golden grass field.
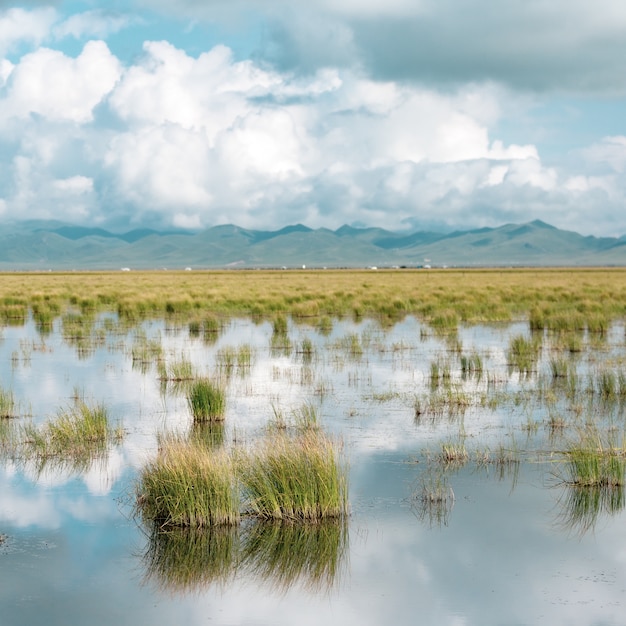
[1,268,625,326]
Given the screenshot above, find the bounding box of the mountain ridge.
[0,220,624,269]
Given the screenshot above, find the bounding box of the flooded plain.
[2,312,626,625]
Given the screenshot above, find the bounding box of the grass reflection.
[556,484,625,535]
[241,519,348,592]
[142,524,239,593]
[142,519,348,595]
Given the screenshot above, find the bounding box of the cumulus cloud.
[0,40,121,123]
[0,7,56,57]
[0,26,625,235]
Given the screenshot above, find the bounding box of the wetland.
[2,269,626,625]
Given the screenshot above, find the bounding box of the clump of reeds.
[0,386,16,419]
[440,441,469,465]
[296,338,315,364]
[158,357,195,382]
[561,428,626,488]
[270,315,292,354]
[413,473,455,528]
[21,401,121,461]
[507,334,541,375]
[240,432,348,522]
[429,359,451,389]
[136,437,239,528]
[460,352,483,380]
[187,379,226,422]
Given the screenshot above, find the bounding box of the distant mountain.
[0,219,624,269]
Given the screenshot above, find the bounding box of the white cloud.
[53,9,133,40]
[0,7,56,57]
[0,40,121,123]
[0,36,625,235]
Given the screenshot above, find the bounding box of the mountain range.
[1,219,625,269]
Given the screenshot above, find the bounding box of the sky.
[1,1,626,235]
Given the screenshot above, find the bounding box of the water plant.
[507,334,541,375]
[413,472,455,528]
[187,379,226,422]
[560,427,626,488]
[21,401,121,462]
[0,386,16,419]
[136,437,239,528]
[240,432,348,521]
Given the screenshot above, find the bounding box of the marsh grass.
[507,334,541,375]
[159,358,195,382]
[241,519,348,592]
[460,352,483,380]
[240,432,348,522]
[137,437,239,528]
[440,442,469,466]
[560,427,626,488]
[0,386,16,419]
[413,472,455,528]
[20,401,121,465]
[429,359,452,390]
[414,388,473,422]
[187,379,226,422]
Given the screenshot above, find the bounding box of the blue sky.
[1,0,626,235]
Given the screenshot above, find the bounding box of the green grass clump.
[187,379,226,422]
[562,429,626,488]
[137,437,239,528]
[21,401,121,462]
[507,334,541,375]
[159,358,195,381]
[0,386,16,419]
[241,432,348,522]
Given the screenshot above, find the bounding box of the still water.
[1,315,625,625]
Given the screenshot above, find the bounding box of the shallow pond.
[2,314,626,625]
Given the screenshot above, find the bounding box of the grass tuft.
[240,432,348,522]
[187,379,226,422]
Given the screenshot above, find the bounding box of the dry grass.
[1,269,626,327]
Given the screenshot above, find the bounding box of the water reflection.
[142,519,348,595]
[556,484,626,536]
[142,525,238,593]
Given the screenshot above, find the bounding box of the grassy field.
[2,268,626,327]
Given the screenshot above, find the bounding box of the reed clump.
[137,437,240,528]
[240,432,348,522]
[0,386,16,419]
[561,429,626,488]
[507,334,541,375]
[187,379,226,422]
[21,401,121,460]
